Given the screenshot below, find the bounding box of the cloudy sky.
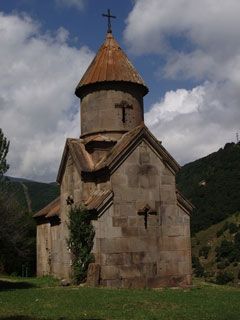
[0,0,239,182]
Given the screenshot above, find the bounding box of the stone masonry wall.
[81,87,143,138]
[92,141,192,288]
[36,222,51,276]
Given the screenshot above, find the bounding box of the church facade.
[34,30,193,288]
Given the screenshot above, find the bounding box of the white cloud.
[145,82,240,164]
[55,0,85,10]
[125,0,240,55]
[125,0,240,164]
[0,12,94,181]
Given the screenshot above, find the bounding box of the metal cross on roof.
[102,9,116,33]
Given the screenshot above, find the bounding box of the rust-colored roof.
[33,197,60,218]
[75,32,148,97]
[84,189,113,213]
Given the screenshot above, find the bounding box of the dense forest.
[177,142,240,233]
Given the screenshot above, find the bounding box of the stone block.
[178,261,191,275]
[139,150,150,165]
[112,217,128,227]
[157,262,167,276]
[87,263,100,287]
[163,225,185,237]
[126,165,139,188]
[111,172,127,186]
[146,276,169,288]
[100,238,130,253]
[131,252,145,264]
[117,203,136,217]
[105,279,122,288]
[103,253,131,266]
[122,277,147,289]
[162,236,188,251]
[121,227,139,237]
[128,217,138,227]
[143,263,157,277]
[161,188,176,204]
[119,265,141,278]
[101,265,119,280]
[161,174,175,185]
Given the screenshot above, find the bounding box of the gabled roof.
[84,189,113,216]
[34,190,113,221]
[75,32,148,97]
[94,124,180,174]
[176,190,194,215]
[57,125,181,184]
[33,197,60,219]
[57,138,94,183]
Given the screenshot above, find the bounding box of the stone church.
[34,26,193,288]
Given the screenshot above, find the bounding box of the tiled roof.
[75,32,148,97]
[33,197,60,218]
[84,189,113,213]
[57,138,94,183]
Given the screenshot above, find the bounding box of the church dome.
[75,32,149,98]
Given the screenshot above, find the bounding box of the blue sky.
[1,0,194,107]
[0,0,240,181]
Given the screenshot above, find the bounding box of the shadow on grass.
[0,317,104,320]
[0,280,36,291]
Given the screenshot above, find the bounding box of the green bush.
[228,223,239,234]
[217,261,226,269]
[215,271,234,285]
[224,260,230,267]
[215,239,235,260]
[234,232,240,245]
[216,222,229,237]
[192,256,205,277]
[67,205,95,284]
[216,229,223,237]
[228,248,240,263]
[199,246,211,259]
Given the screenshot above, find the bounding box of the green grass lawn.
[0,276,240,320]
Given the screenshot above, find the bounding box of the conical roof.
[75,32,148,97]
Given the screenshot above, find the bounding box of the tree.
[67,205,95,284]
[0,130,35,275]
[0,192,36,275]
[0,129,10,179]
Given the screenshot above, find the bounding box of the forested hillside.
[5,177,60,213]
[177,142,240,233]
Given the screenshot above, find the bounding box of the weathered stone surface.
[87,263,100,287]
[35,32,192,288]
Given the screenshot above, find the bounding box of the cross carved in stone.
[102,9,116,33]
[138,204,157,229]
[115,100,133,123]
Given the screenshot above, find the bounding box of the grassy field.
[0,276,240,320]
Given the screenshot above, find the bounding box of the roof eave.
[75,80,149,99]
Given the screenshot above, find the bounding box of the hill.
[4,177,60,213]
[177,141,240,233]
[192,211,240,285]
